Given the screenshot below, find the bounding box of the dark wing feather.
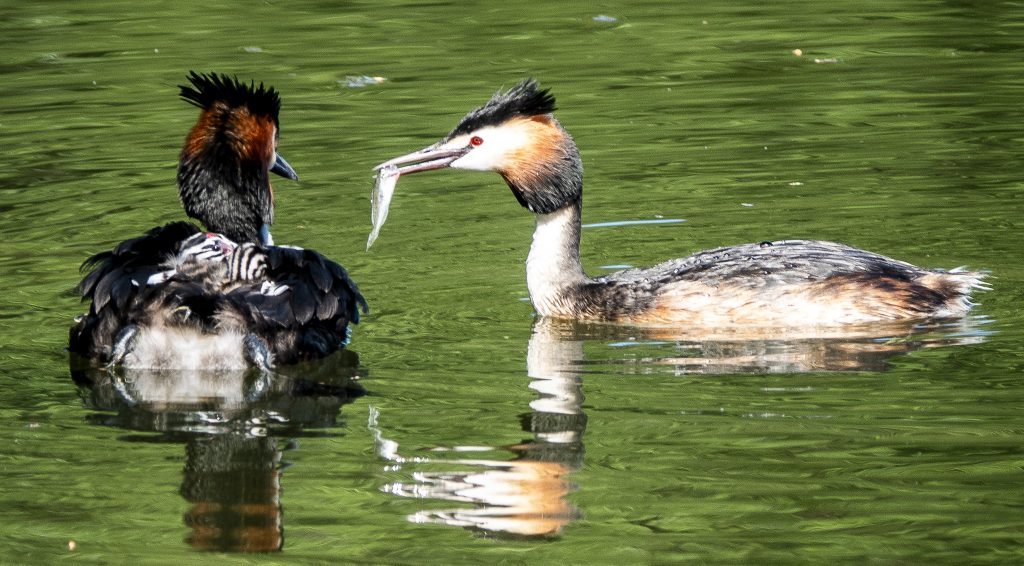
[111,273,136,312]
[315,291,339,320]
[307,258,332,292]
[218,245,367,364]
[225,289,292,327]
[290,281,316,325]
[263,246,368,324]
[92,270,118,313]
[70,222,203,359]
[77,221,202,308]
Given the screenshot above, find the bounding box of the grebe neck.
[527,200,590,317]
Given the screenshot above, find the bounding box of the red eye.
[470,136,484,146]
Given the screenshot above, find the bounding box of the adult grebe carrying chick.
[372,79,984,326]
[70,72,366,371]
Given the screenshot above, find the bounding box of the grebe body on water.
[70,72,365,370]
[375,80,984,326]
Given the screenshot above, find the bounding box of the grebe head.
[177,71,298,245]
[376,79,583,214]
[178,232,238,263]
[167,231,239,288]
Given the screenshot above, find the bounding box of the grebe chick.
[374,80,985,326]
[70,72,366,370]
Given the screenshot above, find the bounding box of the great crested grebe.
[375,79,985,326]
[70,72,366,370]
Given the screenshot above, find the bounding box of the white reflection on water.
[584,315,991,374]
[372,313,990,538]
[72,353,364,553]
[372,319,585,538]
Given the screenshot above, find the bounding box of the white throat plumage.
[526,203,588,317]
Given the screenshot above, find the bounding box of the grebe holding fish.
[368,79,986,327]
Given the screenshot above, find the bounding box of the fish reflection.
[374,319,586,538]
[70,351,363,552]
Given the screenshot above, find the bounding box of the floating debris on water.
[242,46,263,53]
[342,75,387,88]
[792,48,803,57]
[814,57,840,64]
[592,15,617,23]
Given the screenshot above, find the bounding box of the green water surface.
[2,1,1023,564]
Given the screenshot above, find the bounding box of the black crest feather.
[448,79,556,138]
[179,71,282,121]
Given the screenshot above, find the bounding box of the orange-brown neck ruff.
[231,106,277,207]
[498,116,583,215]
[184,103,276,173]
[498,117,564,182]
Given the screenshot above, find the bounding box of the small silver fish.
[367,165,400,250]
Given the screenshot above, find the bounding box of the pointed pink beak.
[373,144,470,175]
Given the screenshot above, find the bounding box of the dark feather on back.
[70,222,203,359]
[222,246,368,362]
